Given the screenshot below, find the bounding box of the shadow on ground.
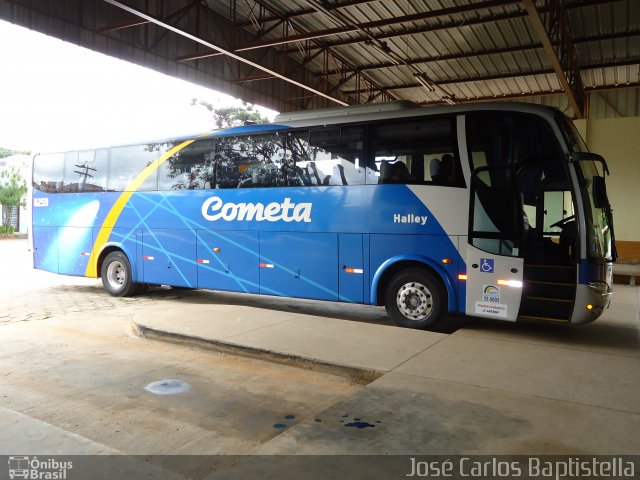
[55,283,469,333]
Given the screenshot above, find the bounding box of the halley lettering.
[202,196,312,223]
[393,213,428,225]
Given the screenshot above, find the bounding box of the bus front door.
[465,166,524,321]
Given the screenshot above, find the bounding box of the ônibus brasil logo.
[8,456,73,479]
[202,196,312,223]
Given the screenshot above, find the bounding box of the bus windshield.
[558,116,613,260]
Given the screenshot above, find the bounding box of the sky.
[0,20,276,153]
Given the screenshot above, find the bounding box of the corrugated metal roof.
[210,0,638,117]
[4,0,635,117]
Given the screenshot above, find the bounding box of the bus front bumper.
[571,281,613,324]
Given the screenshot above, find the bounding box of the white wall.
[574,117,640,243]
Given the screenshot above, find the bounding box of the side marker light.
[345,268,364,274]
[497,279,523,288]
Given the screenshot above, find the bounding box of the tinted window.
[62,150,108,192]
[108,144,166,191]
[467,113,568,257]
[90,149,109,191]
[470,168,521,256]
[467,113,563,170]
[371,117,463,186]
[288,127,366,186]
[33,153,64,193]
[159,140,214,190]
[467,113,567,230]
[62,152,80,192]
[213,133,286,189]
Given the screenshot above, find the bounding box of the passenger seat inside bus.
[379,161,391,183]
[429,157,441,181]
[330,164,352,185]
[380,161,412,183]
[430,154,453,184]
[306,162,323,185]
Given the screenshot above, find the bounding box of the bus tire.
[384,267,445,330]
[101,251,137,297]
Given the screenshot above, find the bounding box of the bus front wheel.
[384,268,445,330]
[101,251,137,297]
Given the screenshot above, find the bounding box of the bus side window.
[62,152,80,193]
[215,134,285,189]
[467,113,568,256]
[213,136,241,189]
[107,144,168,191]
[61,150,108,193]
[290,127,365,186]
[370,117,463,186]
[158,139,213,190]
[288,131,321,186]
[33,153,64,193]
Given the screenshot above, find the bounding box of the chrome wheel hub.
[396,282,432,321]
[106,261,126,290]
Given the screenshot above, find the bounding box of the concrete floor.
[132,286,640,455]
[1,239,639,476]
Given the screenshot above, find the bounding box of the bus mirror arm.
[606,202,618,263]
[569,152,609,175]
[568,152,617,261]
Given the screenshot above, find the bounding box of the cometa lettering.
[202,196,312,223]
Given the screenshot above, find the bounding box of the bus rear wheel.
[384,268,445,330]
[101,251,137,297]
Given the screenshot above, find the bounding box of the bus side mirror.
[592,175,608,209]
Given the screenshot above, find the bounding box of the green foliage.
[0,147,30,159]
[0,168,27,228]
[190,100,269,129]
[0,225,15,235]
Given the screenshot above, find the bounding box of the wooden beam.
[418,82,640,105]
[103,0,349,106]
[522,0,584,117]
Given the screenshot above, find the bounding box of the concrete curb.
[131,319,383,384]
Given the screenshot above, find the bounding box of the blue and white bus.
[32,101,615,329]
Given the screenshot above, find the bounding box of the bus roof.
[270,101,560,129]
[37,101,562,154]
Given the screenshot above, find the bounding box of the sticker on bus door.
[465,245,523,322]
[474,301,508,318]
[474,284,508,317]
[479,258,494,273]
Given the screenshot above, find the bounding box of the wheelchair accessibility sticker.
[480,258,494,273]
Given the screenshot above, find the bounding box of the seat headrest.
[429,158,441,177]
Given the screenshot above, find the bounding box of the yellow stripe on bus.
[84,140,196,278]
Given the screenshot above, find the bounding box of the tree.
[0,147,30,159]
[190,99,269,128]
[0,168,27,229]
